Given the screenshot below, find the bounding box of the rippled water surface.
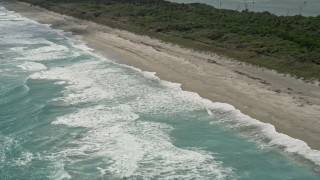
[1,6,320,179]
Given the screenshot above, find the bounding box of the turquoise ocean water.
[168,0,320,16]
[1,7,320,179]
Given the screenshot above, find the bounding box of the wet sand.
[2,0,320,149]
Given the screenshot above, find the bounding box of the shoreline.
[2,1,320,150]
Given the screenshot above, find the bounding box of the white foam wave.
[149,78,320,168]
[30,61,115,104]
[121,62,320,168]
[54,81,67,85]
[52,105,139,128]
[24,47,234,177]
[1,34,37,45]
[207,102,320,167]
[18,62,47,71]
[65,34,94,53]
[0,8,82,63]
[50,161,72,180]
[0,135,34,168]
[14,43,79,61]
[0,135,15,168]
[119,64,182,89]
[52,106,234,179]
[12,151,34,166]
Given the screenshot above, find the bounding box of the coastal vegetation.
[20,0,320,80]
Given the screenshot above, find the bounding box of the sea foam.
[120,62,320,168]
[29,55,233,178]
[157,75,320,168]
[18,62,47,71]
[52,106,233,179]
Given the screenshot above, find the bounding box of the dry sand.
[2,1,320,149]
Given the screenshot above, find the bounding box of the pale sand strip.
[2,1,320,149]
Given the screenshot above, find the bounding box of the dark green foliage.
[20,0,320,80]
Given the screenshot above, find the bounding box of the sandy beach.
[2,0,320,150]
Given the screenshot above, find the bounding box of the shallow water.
[1,6,320,179]
[168,0,320,16]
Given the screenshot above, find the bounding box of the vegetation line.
[20,0,320,81]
